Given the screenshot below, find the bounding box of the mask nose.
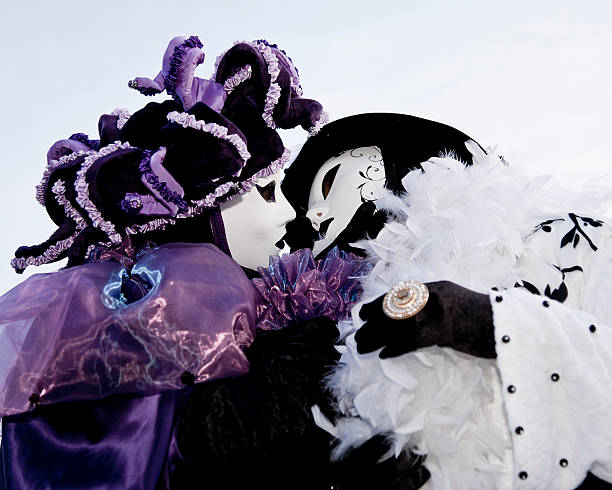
[306,204,329,230]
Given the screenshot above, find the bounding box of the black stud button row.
[515,426,524,435]
[507,385,516,393]
[589,324,597,333]
[495,296,503,303]
[551,373,560,382]
[543,300,550,307]
[519,460,568,482]
[502,335,510,343]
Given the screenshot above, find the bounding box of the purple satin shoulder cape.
[1,391,186,490]
[0,242,256,416]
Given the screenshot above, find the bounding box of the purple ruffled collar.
[252,247,371,331]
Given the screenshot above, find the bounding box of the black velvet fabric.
[218,105,285,181]
[282,215,318,252]
[216,42,324,133]
[282,113,481,216]
[276,97,324,132]
[140,212,215,248]
[356,281,497,359]
[578,473,612,489]
[85,147,150,227]
[65,226,108,268]
[171,317,340,490]
[314,201,387,259]
[334,436,430,490]
[215,43,270,119]
[98,114,121,147]
[42,154,88,227]
[13,219,77,271]
[107,102,251,209]
[118,100,183,150]
[171,316,433,490]
[160,102,248,196]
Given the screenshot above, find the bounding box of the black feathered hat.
[281,113,483,255]
[215,40,326,133]
[282,112,481,215]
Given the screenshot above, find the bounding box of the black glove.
[355,281,496,359]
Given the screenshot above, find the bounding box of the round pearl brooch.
[382,280,429,320]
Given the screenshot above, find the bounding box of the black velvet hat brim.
[220,105,285,181]
[118,100,183,150]
[86,147,152,228]
[160,102,249,198]
[216,44,270,120]
[44,155,88,227]
[217,42,296,131]
[282,113,482,215]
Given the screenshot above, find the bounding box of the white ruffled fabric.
[318,141,612,489]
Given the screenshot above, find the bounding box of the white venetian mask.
[307,146,386,256]
[220,171,295,270]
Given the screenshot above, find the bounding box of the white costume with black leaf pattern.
[317,143,612,489]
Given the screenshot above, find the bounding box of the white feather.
[324,142,612,489]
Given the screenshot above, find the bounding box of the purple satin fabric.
[0,243,256,416]
[190,78,226,112]
[1,391,185,490]
[252,247,371,330]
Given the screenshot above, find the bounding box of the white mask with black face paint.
[306,146,386,256]
[220,170,296,270]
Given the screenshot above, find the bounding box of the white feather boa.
[315,141,612,490]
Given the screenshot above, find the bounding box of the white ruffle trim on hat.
[166,111,251,164]
[75,141,133,244]
[111,107,131,130]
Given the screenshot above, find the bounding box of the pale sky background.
[1,0,611,295]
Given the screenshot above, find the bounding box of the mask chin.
[312,201,387,260]
[219,172,296,270]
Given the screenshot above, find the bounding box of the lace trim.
[257,39,302,97]
[10,231,78,271]
[139,150,188,211]
[251,40,281,129]
[308,111,330,137]
[212,40,245,78]
[223,65,252,95]
[36,150,94,206]
[12,180,91,271]
[52,180,87,231]
[179,146,290,215]
[111,108,131,130]
[165,36,203,99]
[166,111,251,164]
[214,40,304,126]
[125,218,176,235]
[74,141,132,243]
[183,181,235,217]
[236,148,291,194]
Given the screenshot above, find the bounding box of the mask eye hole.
[256,181,276,203]
[322,164,340,199]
